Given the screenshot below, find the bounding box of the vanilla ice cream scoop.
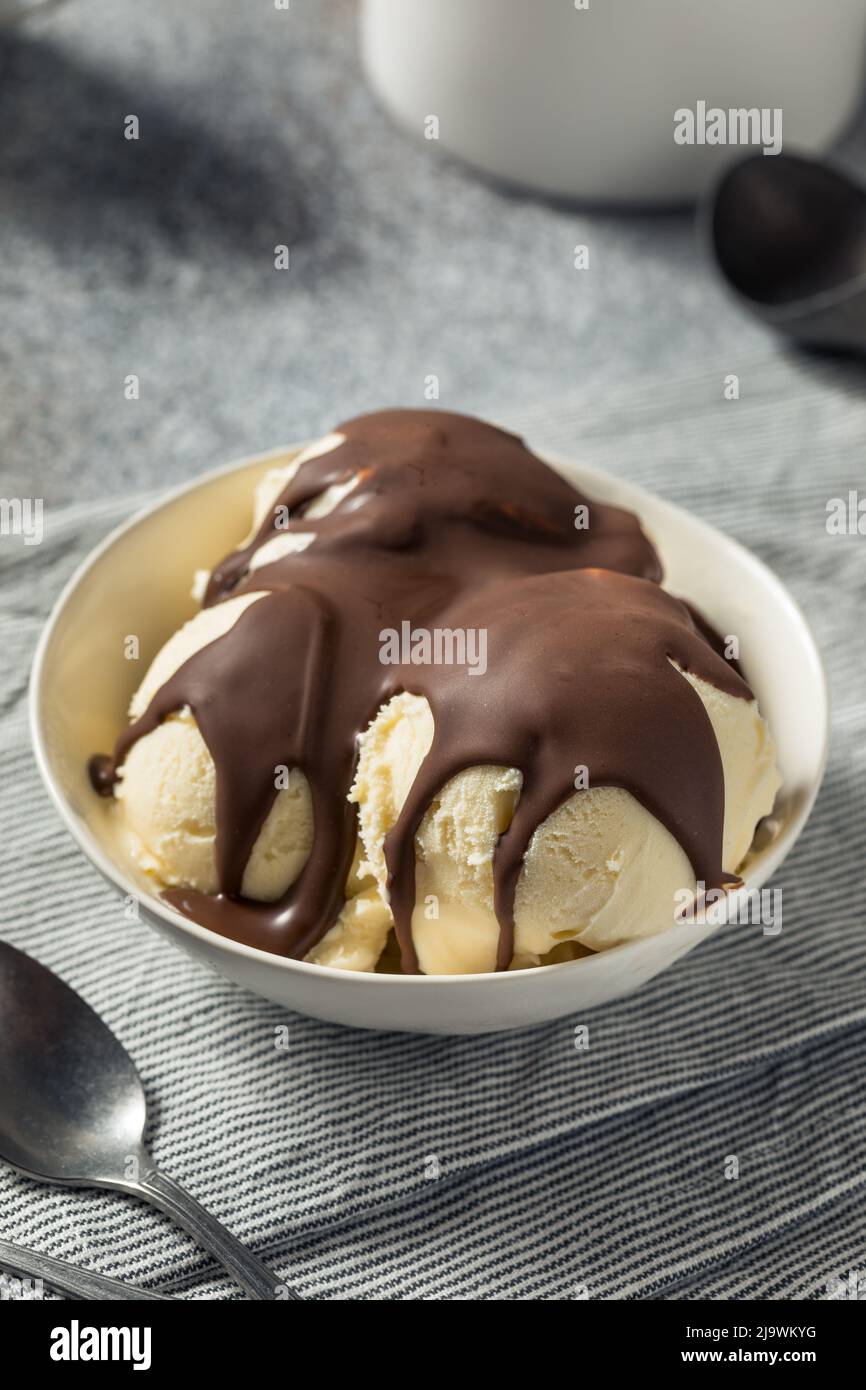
[350,671,780,975]
[116,594,310,901]
[113,427,357,905]
[104,430,384,959]
[352,567,781,975]
[111,592,391,970]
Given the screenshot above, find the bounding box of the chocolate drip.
[383,569,749,972]
[89,409,749,971]
[206,410,661,602]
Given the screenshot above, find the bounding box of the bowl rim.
[29,440,830,990]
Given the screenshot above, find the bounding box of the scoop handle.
[131,1163,298,1300]
[0,1237,172,1300]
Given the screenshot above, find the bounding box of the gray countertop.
[4,0,865,509]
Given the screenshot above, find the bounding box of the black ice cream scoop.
[706,150,866,355]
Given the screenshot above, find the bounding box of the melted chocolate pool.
[90,409,749,971]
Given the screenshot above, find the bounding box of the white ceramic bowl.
[30,444,828,1034]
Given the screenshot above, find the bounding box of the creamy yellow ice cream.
[114,436,393,970]
[115,592,392,971]
[115,594,779,976]
[349,681,781,975]
[103,418,782,977]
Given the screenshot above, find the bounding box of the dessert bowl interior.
[30,444,828,1034]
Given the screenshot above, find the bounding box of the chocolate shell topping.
[90,409,750,972]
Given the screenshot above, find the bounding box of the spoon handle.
[0,1238,173,1300]
[132,1167,297,1300]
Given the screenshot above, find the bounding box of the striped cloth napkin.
[1,353,864,1300]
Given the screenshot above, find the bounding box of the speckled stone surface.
[3,0,864,510]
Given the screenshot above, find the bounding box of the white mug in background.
[361,0,866,205]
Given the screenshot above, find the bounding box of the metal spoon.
[706,151,866,353]
[0,1238,174,1300]
[0,940,296,1300]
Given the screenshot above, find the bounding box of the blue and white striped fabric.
[1,355,864,1300]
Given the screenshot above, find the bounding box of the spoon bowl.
[0,939,295,1298]
[708,151,866,352]
[0,942,145,1185]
